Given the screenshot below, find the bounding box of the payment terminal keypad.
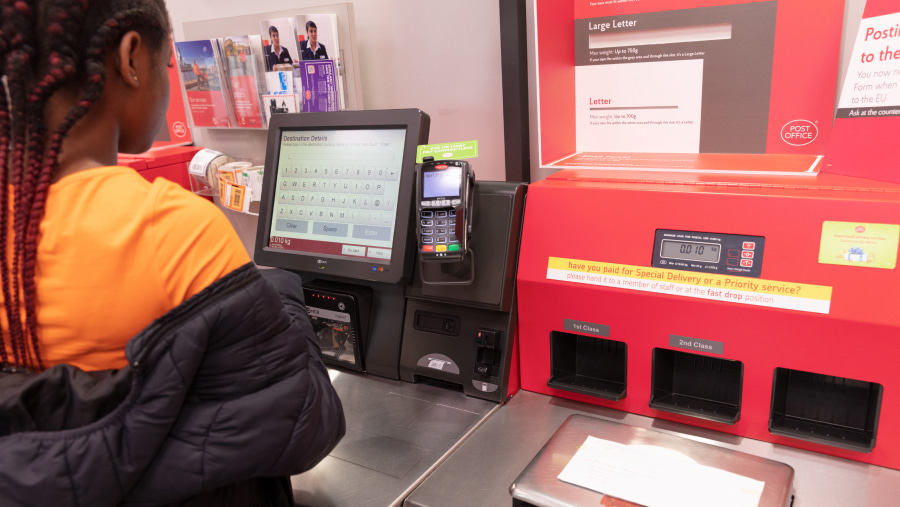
[420,209,461,253]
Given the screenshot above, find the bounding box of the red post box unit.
[119,145,202,191]
[517,168,900,469]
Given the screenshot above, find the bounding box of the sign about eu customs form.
[823,0,900,184]
[546,257,832,314]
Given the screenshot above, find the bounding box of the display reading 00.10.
[660,239,721,263]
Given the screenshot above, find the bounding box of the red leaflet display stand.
[516,168,900,469]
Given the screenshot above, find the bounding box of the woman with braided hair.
[0,1,345,505]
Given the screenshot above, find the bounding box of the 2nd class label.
[679,338,711,350]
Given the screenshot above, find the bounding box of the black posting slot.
[413,310,460,337]
[548,331,626,401]
[650,348,743,424]
[769,368,882,452]
[413,374,465,393]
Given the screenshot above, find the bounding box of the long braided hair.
[0,0,170,371]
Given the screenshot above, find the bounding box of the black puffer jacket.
[0,263,345,506]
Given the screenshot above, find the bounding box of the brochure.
[259,18,299,72]
[262,92,300,125]
[175,39,233,127]
[296,14,345,110]
[295,14,339,62]
[221,35,266,129]
[299,60,339,113]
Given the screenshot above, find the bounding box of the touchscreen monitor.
[254,109,429,283]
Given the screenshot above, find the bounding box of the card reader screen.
[423,167,462,198]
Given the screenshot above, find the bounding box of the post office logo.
[781,119,818,147]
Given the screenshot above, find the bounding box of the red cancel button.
[742,242,756,250]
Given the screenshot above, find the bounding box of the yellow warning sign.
[547,257,832,314]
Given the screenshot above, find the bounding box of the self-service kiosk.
[517,168,900,470]
[401,179,526,402]
[254,109,429,380]
[253,109,524,402]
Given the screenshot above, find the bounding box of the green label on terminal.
[416,140,479,163]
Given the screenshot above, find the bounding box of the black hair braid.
[21,1,91,229]
[0,5,12,366]
[2,0,38,367]
[0,93,8,366]
[14,1,94,368]
[0,9,11,366]
[21,7,167,368]
[1,0,170,371]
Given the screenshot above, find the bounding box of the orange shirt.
[1,166,250,371]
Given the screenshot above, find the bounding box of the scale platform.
[291,368,498,506]
[510,414,793,507]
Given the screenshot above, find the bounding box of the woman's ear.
[115,31,144,88]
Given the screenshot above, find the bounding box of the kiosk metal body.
[402,181,527,402]
[517,169,900,469]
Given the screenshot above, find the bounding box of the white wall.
[166,0,508,181]
[167,0,870,253]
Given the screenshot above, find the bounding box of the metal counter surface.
[291,369,499,507]
[404,390,900,507]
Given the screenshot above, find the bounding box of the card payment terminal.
[416,158,475,262]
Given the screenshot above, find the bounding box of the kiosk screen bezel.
[254,110,430,284]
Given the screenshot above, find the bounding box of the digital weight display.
[652,229,765,278]
[659,240,721,263]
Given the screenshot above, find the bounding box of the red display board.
[536,0,843,171]
[151,40,193,149]
[119,145,202,191]
[517,169,900,469]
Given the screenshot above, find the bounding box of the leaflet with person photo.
[296,14,346,110]
[295,14,340,62]
[259,18,299,71]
